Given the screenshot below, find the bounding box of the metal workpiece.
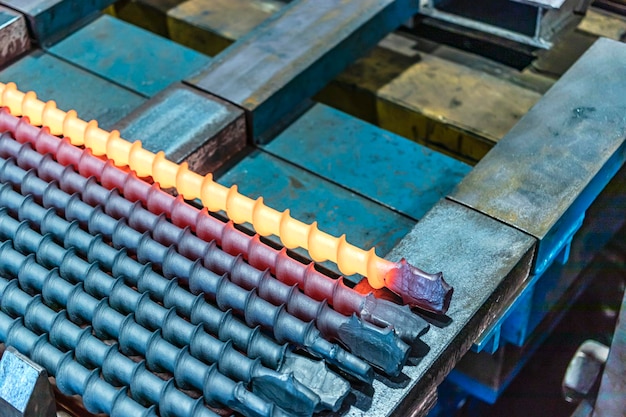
[0,314,156,417]
[188,0,419,140]
[0,6,30,68]
[0,0,116,43]
[0,177,347,415]
[0,239,292,417]
[0,278,217,417]
[114,83,246,175]
[0,113,430,343]
[0,133,414,376]
[0,86,451,315]
[450,38,626,275]
[1,211,322,416]
[0,346,56,417]
[0,158,372,384]
[342,200,536,417]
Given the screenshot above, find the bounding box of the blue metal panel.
[0,50,145,129]
[263,103,471,220]
[0,0,116,44]
[47,15,211,97]
[217,149,417,276]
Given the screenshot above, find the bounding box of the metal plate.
[0,6,30,68]
[263,103,471,220]
[0,50,145,129]
[114,82,246,175]
[188,0,419,140]
[47,14,211,97]
[343,199,535,417]
[0,0,117,43]
[450,38,626,272]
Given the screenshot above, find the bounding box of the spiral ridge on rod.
[0,84,452,313]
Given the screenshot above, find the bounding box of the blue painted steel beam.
[0,0,116,44]
[47,15,211,97]
[187,0,420,141]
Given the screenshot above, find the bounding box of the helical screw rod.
[0,238,291,417]
[0,85,453,313]
[0,134,410,375]
[0,112,431,337]
[0,276,218,417]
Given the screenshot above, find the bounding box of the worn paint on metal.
[0,6,31,68]
[167,0,285,56]
[450,38,626,274]
[0,50,145,129]
[188,0,419,140]
[0,0,116,43]
[217,149,416,274]
[263,103,471,220]
[48,15,211,97]
[114,82,246,175]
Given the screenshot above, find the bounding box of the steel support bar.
[187,0,420,140]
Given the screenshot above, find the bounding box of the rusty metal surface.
[114,82,246,175]
[188,0,419,139]
[450,38,626,272]
[343,199,535,417]
[592,286,626,417]
[0,6,30,68]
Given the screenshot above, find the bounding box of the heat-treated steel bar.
[0,201,323,415]
[0,306,156,417]
[0,110,429,342]
[0,276,217,417]
[0,237,292,417]
[0,156,372,384]
[0,133,411,374]
[0,84,453,314]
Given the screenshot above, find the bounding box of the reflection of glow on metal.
[0,82,452,313]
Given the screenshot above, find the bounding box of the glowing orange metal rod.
[0,82,452,313]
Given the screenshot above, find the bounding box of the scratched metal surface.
[263,103,471,220]
[0,6,30,68]
[339,199,536,417]
[48,15,211,97]
[0,50,145,129]
[188,0,419,139]
[0,0,117,43]
[217,149,417,274]
[451,38,626,241]
[115,82,246,174]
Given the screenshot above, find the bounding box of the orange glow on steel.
[0,82,395,288]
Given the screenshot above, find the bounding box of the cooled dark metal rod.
[0,238,288,417]
[0,308,157,417]
[0,203,321,416]
[0,110,429,339]
[0,276,217,417]
[0,159,372,383]
[0,134,410,375]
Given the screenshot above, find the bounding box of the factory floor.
[464,227,626,417]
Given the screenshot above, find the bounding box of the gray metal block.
[0,6,30,68]
[114,82,246,175]
[0,346,56,417]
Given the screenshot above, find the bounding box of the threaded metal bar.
[0,156,351,412]
[0,117,430,342]
[0,134,412,375]
[0,215,323,417]
[0,157,372,382]
[0,276,217,417]
[0,310,157,417]
[0,239,289,417]
[0,86,453,314]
